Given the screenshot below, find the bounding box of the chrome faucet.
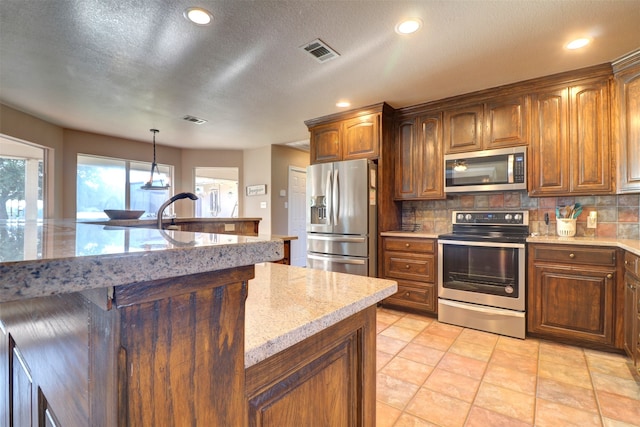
[157,192,198,229]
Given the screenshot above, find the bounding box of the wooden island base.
[1,266,380,426]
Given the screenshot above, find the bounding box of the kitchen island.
[0,221,395,426]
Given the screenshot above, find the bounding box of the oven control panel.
[452,211,529,225]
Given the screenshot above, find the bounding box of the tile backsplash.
[401,192,640,240]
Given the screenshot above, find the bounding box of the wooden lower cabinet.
[381,236,437,314]
[0,266,254,426]
[623,251,640,374]
[245,307,376,427]
[527,244,622,349]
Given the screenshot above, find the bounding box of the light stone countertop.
[380,231,439,239]
[244,262,397,368]
[526,235,640,257]
[381,230,640,256]
[0,220,283,302]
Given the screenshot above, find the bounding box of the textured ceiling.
[1,0,639,150]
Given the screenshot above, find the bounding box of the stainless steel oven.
[437,211,529,339]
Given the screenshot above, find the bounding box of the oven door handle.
[438,239,525,249]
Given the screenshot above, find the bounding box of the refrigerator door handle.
[333,169,340,225]
[325,169,333,226]
[307,254,366,265]
[308,235,366,243]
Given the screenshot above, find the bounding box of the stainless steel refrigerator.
[306,158,377,276]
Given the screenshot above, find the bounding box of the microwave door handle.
[507,154,514,183]
[325,170,333,226]
[333,169,340,225]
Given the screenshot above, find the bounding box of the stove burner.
[439,211,530,244]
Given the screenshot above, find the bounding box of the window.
[0,135,45,221]
[77,154,173,220]
[194,167,238,218]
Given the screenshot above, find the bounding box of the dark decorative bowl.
[103,209,145,220]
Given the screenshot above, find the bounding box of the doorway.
[194,167,239,218]
[288,166,307,267]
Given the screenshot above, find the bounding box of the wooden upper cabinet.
[395,114,444,200]
[444,95,529,154]
[342,114,380,160]
[309,122,341,164]
[570,80,612,194]
[614,50,640,193]
[485,95,530,149]
[395,119,417,198]
[443,104,483,153]
[308,113,381,164]
[529,76,612,196]
[529,87,570,195]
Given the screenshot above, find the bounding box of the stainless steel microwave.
[444,147,526,193]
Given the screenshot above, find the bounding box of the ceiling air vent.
[300,38,340,63]
[182,115,207,125]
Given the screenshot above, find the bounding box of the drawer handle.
[625,260,629,265]
[606,273,613,279]
[569,253,575,259]
[405,291,411,297]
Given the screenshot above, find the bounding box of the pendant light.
[141,129,170,190]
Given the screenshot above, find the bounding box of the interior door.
[288,166,307,267]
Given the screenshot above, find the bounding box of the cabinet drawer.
[532,245,616,267]
[383,237,435,254]
[625,251,640,277]
[384,253,435,282]
[385,282,436,312]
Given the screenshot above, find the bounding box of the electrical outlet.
[587,211,597,228]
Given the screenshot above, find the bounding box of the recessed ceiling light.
[565,38,591,50]
[395,18,422,35]
[336,101,351,108]
[184,7,213,25]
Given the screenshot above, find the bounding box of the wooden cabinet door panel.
[617,67,640,193]
[530,89,569,195]
[395,119,417,198]
[529,266,615,346]
[384,253,435,282]
[11,343,33,427]
[386,281,436,312]
[343,114,379,160]
[310,123,341,163]
[417,115,444,198]
[383,237,435,254]
[485,96,529,149]
[623,272,639,363]
[444,105,483,153]
[570,81,612,193]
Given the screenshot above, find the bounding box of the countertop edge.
[526,236,640,257]
[245,264,398,369]
[1,239,284,303]
[381,230,640,257]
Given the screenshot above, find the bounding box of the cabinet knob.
[625,260,629,265]
[569,253,575,258]
[405,243,410,248]
[405,291,410,297]
[606,273,613,279]
[405,264,411,269]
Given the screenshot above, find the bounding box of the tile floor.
[375,307,640,427]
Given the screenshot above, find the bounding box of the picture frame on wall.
[246,184,267,196]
